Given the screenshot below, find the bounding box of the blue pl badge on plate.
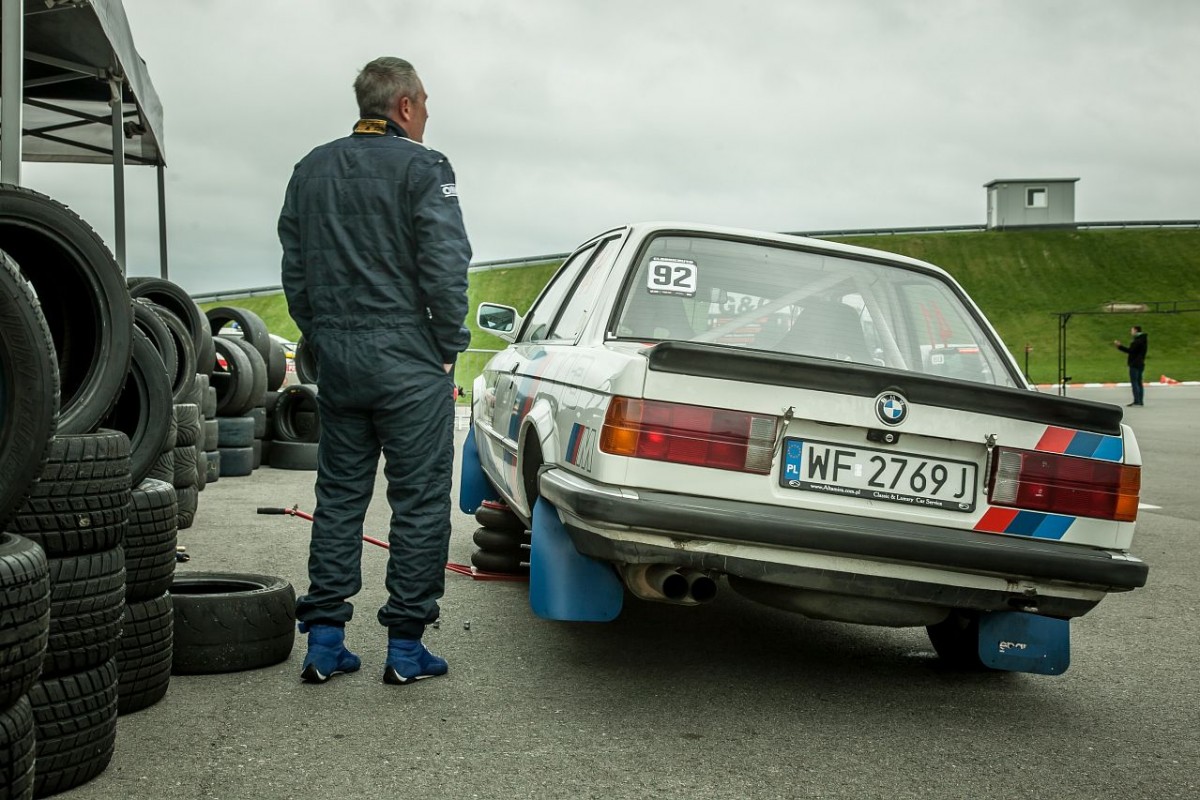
[977,611,1070,675]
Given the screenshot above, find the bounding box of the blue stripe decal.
[1004,511,1074,540]
[1064,432,1103,458]
[565,424,582,463]
[1090,436,1124,462]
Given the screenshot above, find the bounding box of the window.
[519,244,597,343]
[548,238,619,341]
[1026,187,1048,208]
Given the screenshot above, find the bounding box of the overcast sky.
[20,0,1200,294]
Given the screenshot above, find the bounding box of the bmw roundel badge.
[875,392,908,426]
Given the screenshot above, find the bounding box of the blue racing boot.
[299,623,361,683]
[383,638,448,685]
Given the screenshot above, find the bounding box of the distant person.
[278,57,471,685]
[1114,325,1148,406]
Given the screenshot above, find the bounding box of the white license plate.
[779,438,978,512]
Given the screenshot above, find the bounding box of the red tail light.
[988,447,1140,522]
[600,397,778,474]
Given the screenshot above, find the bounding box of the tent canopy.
[2,0,164,165]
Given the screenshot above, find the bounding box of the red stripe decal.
[974,507,1019,533]
[1035,426,1075,453]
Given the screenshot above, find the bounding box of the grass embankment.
[202,229,1200,392]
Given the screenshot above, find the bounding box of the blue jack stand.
[977,611,1070,675]
[529,497,623,622]
[458,426,500,515]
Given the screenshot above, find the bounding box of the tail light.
[988,447,1140,522]
[600,397,778,474]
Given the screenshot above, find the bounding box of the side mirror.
[476,302,521,342]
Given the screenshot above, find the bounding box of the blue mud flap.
[529,497,623,622]
[458,426,500,515]
[977,611,1070,675]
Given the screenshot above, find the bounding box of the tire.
[217,416,255,448]
[926,610,996,671]
[148,448,174,484]
[173,403,201,447]
[172,444,199,490]
[127,277,209,384]
[0,533,51,709]
[194,438,207,492]
[218,446,254,477]
[0,696,35,800]
[204,306,272,369]
[244,405,267,440]
[150,304,198,403]
[470,548,528,574]
[131,297,177,394]
[203,418,219,451]
[125,479,177,603]
[0,185,132,436]
[266,341,287,392]
[44,547,125,677]
[170,572,295,674]
[117,593,173,715]
[472,527,530,553]
[273,384,320,443]
[0,251,59,535]
[202,384,218,418]
[205,451,220,484]
[99,325,175,488]
[252,438,263,470]
[228,336,268,410]
[475,501,526,532]
[7,430,131,558]
[211,336,257,417]
[294,335,318,384]
[176,486,198,530]
[29,658,118,797]
[267,440,318,471]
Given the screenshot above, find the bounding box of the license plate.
[779,438,977,512]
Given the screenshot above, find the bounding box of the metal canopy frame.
[1053,301,1200,395]
[1,0,167,276]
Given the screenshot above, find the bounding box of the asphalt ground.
[60,385,1197,800]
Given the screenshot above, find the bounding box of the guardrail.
[189,219,1200,302]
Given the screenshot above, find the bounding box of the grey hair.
[354,57,421,118]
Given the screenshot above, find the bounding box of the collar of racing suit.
[352,118,409,138]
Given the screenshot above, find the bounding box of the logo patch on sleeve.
[441,184,458,198]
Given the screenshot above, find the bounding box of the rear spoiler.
[645,341,1123,436]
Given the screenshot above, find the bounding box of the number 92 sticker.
[646,258,698,297]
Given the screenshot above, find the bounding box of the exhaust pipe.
[679,569,718,604]
[619,564,718,605]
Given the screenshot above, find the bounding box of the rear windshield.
[613,234,1020,388]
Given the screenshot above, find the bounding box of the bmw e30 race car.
[459,222,1148,674]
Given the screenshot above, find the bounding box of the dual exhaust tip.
[620,564,718,605]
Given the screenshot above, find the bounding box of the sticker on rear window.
[646,258,697,297]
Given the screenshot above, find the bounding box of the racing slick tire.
[211,337,257,418]
[153,305,198,404]
[217,446,253,478]
[272,384,320,443]
[204,306,272,370]
[265,440,318,471]
[127,276,211,384]
[216,415,254,448]
[294,335,318,385]
[169,572,295,674]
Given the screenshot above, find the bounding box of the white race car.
[461,222,1148,674]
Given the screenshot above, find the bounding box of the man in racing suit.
[278,56,471,685]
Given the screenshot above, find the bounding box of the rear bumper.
[538,468,1148,617]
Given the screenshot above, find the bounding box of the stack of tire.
[205,308,319,472]
[263,334,320,471]
[0,186,182,795]
[471,501,531,575]
[127,278,217,529]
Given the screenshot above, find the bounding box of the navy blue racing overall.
[278,117,471,639]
